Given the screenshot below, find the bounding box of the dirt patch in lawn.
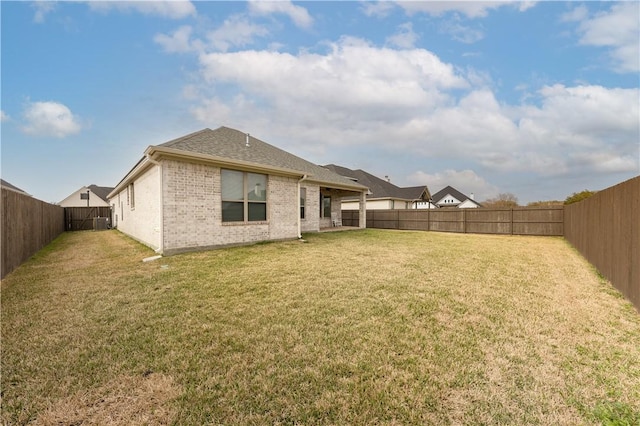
[34,373,181,426]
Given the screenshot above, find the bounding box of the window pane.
[222,169,243,200]
[222,201,244,222]
[300,187,306,219]
[323,196,331,218]
[248,202,266,221]
[247,173,267,202]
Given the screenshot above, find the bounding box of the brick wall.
[161,160,302,254]
[300,184,320,233]
[111,164,162,250]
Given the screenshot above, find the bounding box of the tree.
[482,192,519,208]
[527,200,563,207]
[564,190,597,205]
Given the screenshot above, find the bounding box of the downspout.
[297,174,308,239]
[146,155,164,254]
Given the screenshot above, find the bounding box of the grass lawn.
[2,229,639,425]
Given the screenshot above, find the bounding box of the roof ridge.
[159,128,214,147]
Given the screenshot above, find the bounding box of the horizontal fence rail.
[342,206,564,236]
[1,188,65,279]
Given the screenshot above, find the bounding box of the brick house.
[107,127,368,255]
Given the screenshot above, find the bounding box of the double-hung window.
[300,187,306,219]
[221,169,267,222]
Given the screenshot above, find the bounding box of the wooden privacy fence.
[65,207,112,231]
[564,176,639,312]
[342,206,564,236]
[1,188,65,279]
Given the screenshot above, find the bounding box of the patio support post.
[359,190,367,228]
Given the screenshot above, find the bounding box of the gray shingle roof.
[88,185,115,203]
[156,127,367,191]
[323,164,430,201]
[1,179,30,195]
[431,185,480,206]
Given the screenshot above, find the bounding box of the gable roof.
[1,179,30,196]
[431,185,481,206]
[88,185,115,203]
[110,127,367,197]
[323,164,430,201]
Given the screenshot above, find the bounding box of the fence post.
[463,209,467,233]
[510,208,514,235]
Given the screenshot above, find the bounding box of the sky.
[1,0,639,204]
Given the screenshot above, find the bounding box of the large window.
[300,187,306,219]
[221,169,267,222]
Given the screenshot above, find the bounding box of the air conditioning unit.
[93,217,109,231]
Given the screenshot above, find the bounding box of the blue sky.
[2,1,638,204]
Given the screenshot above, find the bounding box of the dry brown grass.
[2,229,639,425]
[33,373,180,426]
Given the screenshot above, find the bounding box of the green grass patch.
[2,229,639,425]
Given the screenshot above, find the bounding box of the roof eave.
[302,176,368,193]
[107,157,153,199]
[147,146,309,179]
[149,146,368,192]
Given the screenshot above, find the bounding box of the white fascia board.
[107,156,154,200]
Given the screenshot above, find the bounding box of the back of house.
[108,127,368,255]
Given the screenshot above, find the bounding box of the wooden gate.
[64,207,112,231]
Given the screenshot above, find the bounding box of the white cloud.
[361,1,397,18]
[154,25,203,53]
[396,1,536,19]
[31,1,56,23]
[207,15,269,52]
[87,0,196,19]
[155,16,269,54]
[198,36,467,96]
[439,18,484,44]
[574,2,640,73]
[171,34,637,181]
[408,169,500,201]
[0,110,9,122]
[22,101,82,138]
[248,0,313,29]
[571,152,638,174]
[515,84,639,174]
[560,5,588,23]
[386,22,419,49]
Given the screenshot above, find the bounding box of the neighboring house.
[427,185,482,209]
[108,127,368,255]
[59,184,114,207]
[323,164,431,210]
[1,179,31,196]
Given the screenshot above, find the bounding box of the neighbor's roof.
[323,164,430,201]
[1,179,30,196]
[110,127,368,197]
[88,185,115,202]
[431,185,479,205]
